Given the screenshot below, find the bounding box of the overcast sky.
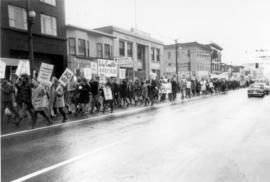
[65,0,270,65]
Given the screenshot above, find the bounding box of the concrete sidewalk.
[1,93,220,138]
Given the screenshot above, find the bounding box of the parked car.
[256,82,270,95]
[247,83,265,98]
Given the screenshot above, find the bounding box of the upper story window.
[68,38,76,55]
[40,0,56,6]
[97,43,103,58]
[137,44,145,61]
[151,48,155,61]
[78,39,86,57]
[119,40,125,56]
[127,42,133,57]
[87,41,90,57]
[156,48,160,61]
[104,44,111,59]
[8,5,27,30]
[41,14,57,36]
[168,51,171,59]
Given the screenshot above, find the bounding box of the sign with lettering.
[0,60,6,78]
[83,68,92,80]
[160,83,172,94]
[59,68,74,86]
[103,86,113,100]
[119,68,126,79]
[90,62,98,74]
[16,60,30,76]
[98,59,117,77]
[114,57,133,67]
[37,63,54,83]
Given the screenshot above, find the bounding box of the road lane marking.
[11,138,132,182]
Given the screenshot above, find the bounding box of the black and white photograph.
[1,0,270,181]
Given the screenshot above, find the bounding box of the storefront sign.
[16,60,30,76]
[0,60,6,78]
[119,68,126,79]
[59,68,74,86]
[114,57,133,67]
[98,59,117,77]
[37,63,54,83]
[83,68,92,80]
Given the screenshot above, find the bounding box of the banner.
[83,68,92,80]
[114,57,133,66]
[103,86,113,100]
[37,63,54,83]
[16,60,30,76]
[59,68,74,86]
[98,59,117,77]
[90,62,98,74]
[160,83,172,94]
[0,60,6,78]
[119,68,126,79]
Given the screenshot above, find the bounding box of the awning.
[0,58,28,67]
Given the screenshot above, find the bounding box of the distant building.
[66,25,116,75]
[95,26,164,80]
[208,42,223,74]
[1,0,67,77]
[164,42,214,79]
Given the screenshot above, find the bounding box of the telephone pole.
[175,39,179,83]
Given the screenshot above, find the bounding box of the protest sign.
[59,68,74,86]
[16,60,30,76]
[90,62,98,74]
[160,83,172,94]
[98,59,117,77]
[119,68,126,79]
[84,68,92,80]
[0,60,6,78]
[37,63,54,83]
[103,86,113,100]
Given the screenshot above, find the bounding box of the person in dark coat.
[171,78,178,101]
[111,78,119,107]
[103,78,114,113]
[133,79,143,105]
[119,80,129,107]
[90,76,100,113]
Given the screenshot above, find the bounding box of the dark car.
[248,83,265,98]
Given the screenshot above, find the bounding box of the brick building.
[1,0,67,78]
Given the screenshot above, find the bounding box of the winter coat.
[32,84,49,111]
[16,82,32,105]
[54,85,65,108]
[1,80,14,102]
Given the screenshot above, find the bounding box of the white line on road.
[11,138,132,182]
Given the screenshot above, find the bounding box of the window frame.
[104,44,111,59]
[40,0,56,6]
[127,42,133,57]
[119,40,125,56]
[151,48,155,61]
[68,37,76,56]
[40,14,57,36]
[97,43,103,58]
[78,39,86,57]
[8,5,27,30]
[156,48,160,62]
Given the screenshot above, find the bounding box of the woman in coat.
[53,79,67,122]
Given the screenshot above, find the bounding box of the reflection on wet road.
[2,89,270,182]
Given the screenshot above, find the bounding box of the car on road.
[248,83,265,98]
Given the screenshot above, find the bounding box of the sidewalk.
[1,93,220,137]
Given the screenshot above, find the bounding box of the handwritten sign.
[37,63,54,83]
[160,83,172,94]
[83,68,92,80]
[119,68,126,79]
[90,62,98,74]
[59,68,74,86]
[0,60,6,78]
[16,60,30,76]
[98,59,117,77]
[103,86,113,100]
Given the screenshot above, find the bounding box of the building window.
[151,48,155,61]
[137,45,145,60]
[68,38,76,55]
[156,48,160,61]
[97,43,103,58]
[119,40,125,56]
[104,44,111,59]
[78,39,86,57]
[87,41,90,57]
[168,51,171,59]
[127,42,133,57]
[41,14,57,36]
[8,5,27,30]
[40,0,56,6]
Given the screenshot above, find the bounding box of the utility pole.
[175,39,178,83]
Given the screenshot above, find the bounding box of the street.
[2,89,270,182]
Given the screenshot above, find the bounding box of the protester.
[52,78,67,122]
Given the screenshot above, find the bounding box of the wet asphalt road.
[2,89,270,182]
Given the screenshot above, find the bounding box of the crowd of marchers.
[1,74,250,129]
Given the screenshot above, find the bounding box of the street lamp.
[27,4,36,77]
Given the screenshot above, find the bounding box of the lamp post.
[26,0,36,77]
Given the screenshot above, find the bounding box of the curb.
[1,92,224,141]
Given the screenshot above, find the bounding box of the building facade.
[208,42,223,74]
[66,25,115,75]
[164,42,213,79]
[95,26,164,80]
[1,0,67,77]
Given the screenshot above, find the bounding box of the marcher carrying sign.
[119,68,126,79]
[103,86,113,100]
[59,68,74,86]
